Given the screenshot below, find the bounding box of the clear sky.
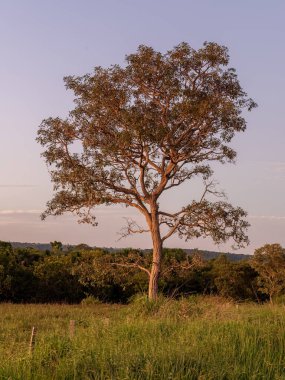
[0,0,284,254]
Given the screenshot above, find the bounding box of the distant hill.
[11,242,75,251]
[11,242,52,251]
[9,242,251,261]
[184,249,251,261]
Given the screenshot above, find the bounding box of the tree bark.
[148,202,163,300]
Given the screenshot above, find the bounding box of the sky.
[0,0,284,254]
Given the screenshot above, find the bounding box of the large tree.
[37,42,255,300]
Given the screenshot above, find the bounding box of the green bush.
[80,295,103,306]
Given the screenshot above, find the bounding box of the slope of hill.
[11,242,52,251]
[184,249,251,261]
[9,242,251,261]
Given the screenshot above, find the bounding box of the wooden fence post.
[29,326,37,354]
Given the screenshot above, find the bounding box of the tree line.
[0,241,284,304]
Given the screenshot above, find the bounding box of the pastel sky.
[0,0,284,254]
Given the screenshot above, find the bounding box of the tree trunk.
[148,203,163,300]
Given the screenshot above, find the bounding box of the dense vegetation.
[1,240,284,304]
[2,299,285,379]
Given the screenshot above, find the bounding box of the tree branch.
[118,218,150,239]
[112,262,151,277]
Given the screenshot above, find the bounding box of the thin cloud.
[249,215,285,220]
[267,162,285,174]
[0,185,37,188]
[0,207,136,217]
[0,207,137,219]
[0,209,41,215]
[255,161,285,173]
[253,160,285,167]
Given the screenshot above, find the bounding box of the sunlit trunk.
[148,203,162,300]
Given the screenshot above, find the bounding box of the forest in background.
[0,240,283,304]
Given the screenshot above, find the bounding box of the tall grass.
[1,297,285,379]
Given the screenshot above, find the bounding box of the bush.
[80,295,102,306]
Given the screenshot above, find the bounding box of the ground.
[1,297,285,379]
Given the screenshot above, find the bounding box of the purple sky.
[0,0,284,253]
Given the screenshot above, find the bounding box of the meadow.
[1,296,285,379]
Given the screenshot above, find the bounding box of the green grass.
[1,297,285,379]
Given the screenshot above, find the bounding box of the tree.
[0,241,13,255]
[0,243,40,302]
[37,42,255,300]
[210,255,258,301]
[50,241,63,254]
[251,244,285,303]
[34,255,83,302]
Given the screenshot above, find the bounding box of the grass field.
[1,296,285,379]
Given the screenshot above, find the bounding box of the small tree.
[251,244,285,303]
[37,42,255,300]
[50,241,63,254]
